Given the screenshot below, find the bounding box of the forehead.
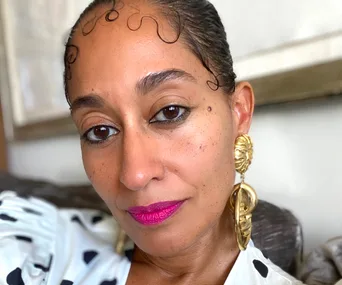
[67,2,208,100]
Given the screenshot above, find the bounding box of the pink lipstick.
[128,200,185,226]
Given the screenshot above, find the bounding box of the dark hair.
[63,0,236,105]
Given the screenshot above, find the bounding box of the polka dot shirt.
[0,191,303,284]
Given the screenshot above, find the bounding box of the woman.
[0,0,303,284]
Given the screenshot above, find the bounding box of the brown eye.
[84,125,118,144]
[150,105,190,124]
[93,126,110,139]
[163,106,180,120]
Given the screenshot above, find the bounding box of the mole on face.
[207,106,212,112]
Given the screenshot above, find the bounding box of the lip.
[127,200,185,226]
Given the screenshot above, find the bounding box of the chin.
[128,226,193,258]
[137,236,190,258]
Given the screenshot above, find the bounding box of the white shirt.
[0,191,303,285]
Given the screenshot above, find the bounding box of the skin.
[68,2,254,284]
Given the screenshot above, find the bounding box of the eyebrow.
[135,69,197,96]
[70,69,196,113]
[70,94,105,114]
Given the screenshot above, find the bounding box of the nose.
[119,130,165,191]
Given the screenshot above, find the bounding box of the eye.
[82,125,119,144]
[150,105,190,124]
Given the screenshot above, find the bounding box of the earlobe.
[231,82,255,135]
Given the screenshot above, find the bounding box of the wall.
[8,135,86,184]
[0,103,7,170]
[212,0,342,58]
[5,0,342,254]
[249,96,342,253]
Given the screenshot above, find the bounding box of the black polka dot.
[34,263,49,273]
[71,215,85,228]
[23,207,43,216]
[6,267,25,285]
[34,255,53,273]
[125,249,134,261]
[100,278,117,285]
[92,215,103,224]
[15,236,33,243]
[83,250,99,264]
[253,259,269,278]
[60,280,73,285]
[0,214,17,222]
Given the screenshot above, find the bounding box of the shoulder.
[0,191,130,284]
[246,242,304,284]
[226,241,303,285]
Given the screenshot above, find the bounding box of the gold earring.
[229,134,258,251]
[115,228,127,255]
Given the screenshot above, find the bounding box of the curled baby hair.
[63,0,236,105]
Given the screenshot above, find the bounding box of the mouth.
[127,200,186,226]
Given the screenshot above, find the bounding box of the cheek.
[167,112,236,201]
[81,145,120,203]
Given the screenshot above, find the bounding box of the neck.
[132,207,239,284]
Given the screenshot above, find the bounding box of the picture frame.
[0,0,89,140]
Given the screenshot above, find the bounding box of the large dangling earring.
[229,134,258,251]
[115,228,127,255]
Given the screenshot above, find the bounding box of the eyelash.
[150,105,190,125]
[81,125,118,145]
[82,105,191,145]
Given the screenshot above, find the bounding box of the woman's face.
[69,3,253,257]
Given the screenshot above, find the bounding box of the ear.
[231,82,254,135]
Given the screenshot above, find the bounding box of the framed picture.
[0,0,89,140]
